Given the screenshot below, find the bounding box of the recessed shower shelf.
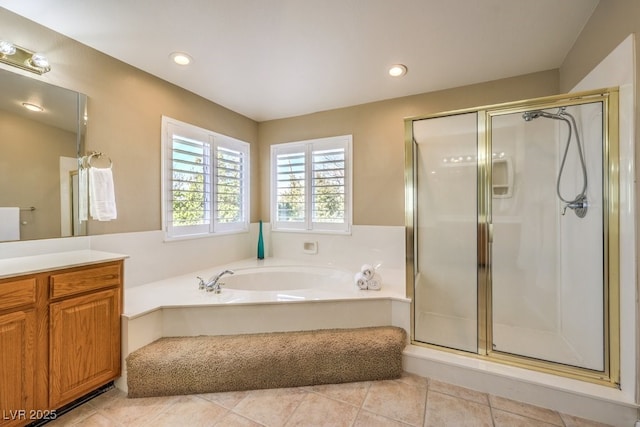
[492,158,513,198]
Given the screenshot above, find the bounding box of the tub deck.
[123,257,408,319]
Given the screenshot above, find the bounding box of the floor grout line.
[49,373,613,427]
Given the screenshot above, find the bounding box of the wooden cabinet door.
[49,288,120,408]
[0,310,36,427]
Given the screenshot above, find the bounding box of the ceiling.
[0,0,599,122]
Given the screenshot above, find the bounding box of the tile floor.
[46,373,611,427]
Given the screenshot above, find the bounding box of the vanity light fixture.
[0,40,51,74]
[170,51,192,66]
[22,102,44,112]
[388,64,408,77]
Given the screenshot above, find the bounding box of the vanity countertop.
[0,250,128,279]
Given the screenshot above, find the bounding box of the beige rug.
[126,326,406,398]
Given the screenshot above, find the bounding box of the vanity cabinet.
[0,277,38,427]
[0,259,123,427]
[49,263,122,408]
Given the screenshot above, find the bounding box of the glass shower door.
[408,89,618,384]
[412,112,478,353]
[489,101,605,370]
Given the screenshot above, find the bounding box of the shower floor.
[415,310,593,369]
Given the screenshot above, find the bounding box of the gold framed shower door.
[405,88,620,387]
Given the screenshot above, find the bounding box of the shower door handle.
[488,223,493,243]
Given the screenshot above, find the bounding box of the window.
[271,135,352,233]
[162,116,249,239]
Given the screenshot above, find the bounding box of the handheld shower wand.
[522,108,588,218]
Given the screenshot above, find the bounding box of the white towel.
[0,207,20,241]
[89,167,117,221]
[360,264,375,280]
[354,272,368,290]
[367,273,382,291]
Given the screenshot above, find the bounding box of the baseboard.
[403,344,638,426]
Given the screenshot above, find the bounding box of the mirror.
[0,68,87,241]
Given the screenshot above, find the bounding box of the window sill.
[270,227,352,236]
[163,228,250,243]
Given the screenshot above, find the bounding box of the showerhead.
[523,109,567,122]
[522,110,543,121]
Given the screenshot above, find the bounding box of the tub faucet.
[204,269,234,293]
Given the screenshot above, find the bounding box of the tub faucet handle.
[206,282,224,293]
[196,276,206,290]
[204,269,234,293]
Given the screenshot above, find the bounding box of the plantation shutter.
[312,147,345,224]
[162,116,250,239]
[271,135,351,233]
[275,149,306,226]
[167,132,212,237]
[214,139,249,232]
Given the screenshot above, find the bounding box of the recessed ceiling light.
[170,52,192,66]
[22,102,43,112]
[388,64,408,77]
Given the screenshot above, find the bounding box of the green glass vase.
[257,220,264,259]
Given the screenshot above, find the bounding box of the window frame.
[270,134,352,234]
[161,116,250,241]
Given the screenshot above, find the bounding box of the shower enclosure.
[405,89,619,385]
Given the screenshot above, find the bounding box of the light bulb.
[170,52,192,65]
[388,64,407,77]
[0,41,16,56]
[30,53,49,68]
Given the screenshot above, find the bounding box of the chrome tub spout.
[204,269,234,293]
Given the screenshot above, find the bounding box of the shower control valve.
[561,196,588,218]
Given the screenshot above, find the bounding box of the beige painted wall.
[259,70,559,225]
[0,110,76,239]
[559,0,639,93]
[2,8,563,234]
[0,8,259,237]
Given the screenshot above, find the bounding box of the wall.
[0,8,561,236]
[258,71,559,225]
[0,8,260,237]
[559,0,640,93]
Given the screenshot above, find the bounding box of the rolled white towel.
[367,273,382,291]
[354,272,368,290]
[360,264,375,280]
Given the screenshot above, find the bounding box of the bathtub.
[123,257,407,319]
[118,257,410,392]
[221,265,353,291]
